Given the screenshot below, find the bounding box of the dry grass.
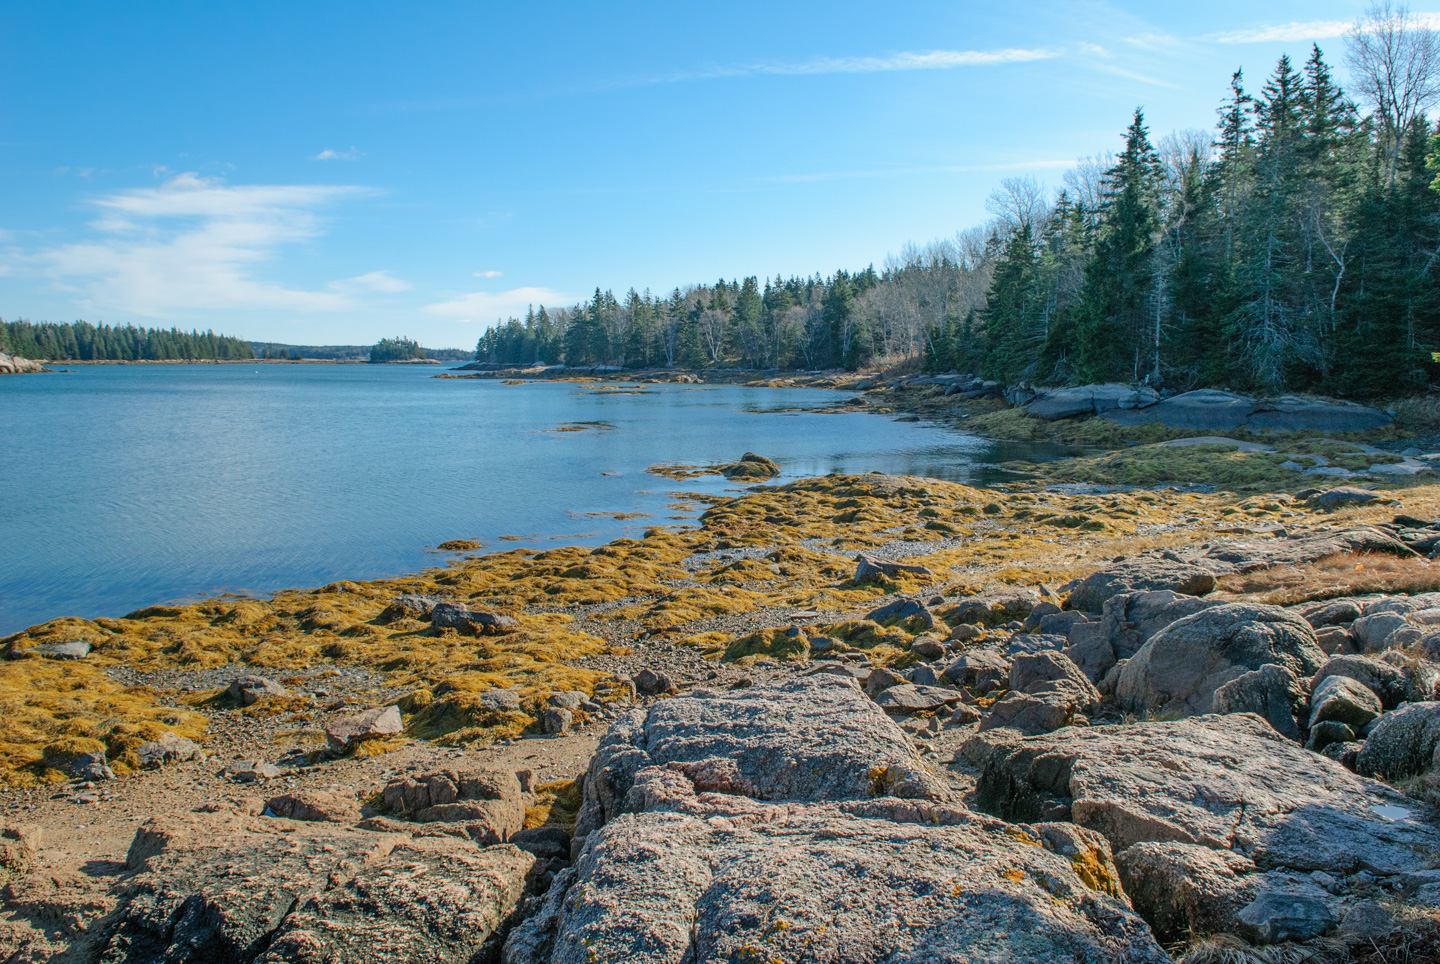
[1214,553,1440,606]
[524,778,583,830]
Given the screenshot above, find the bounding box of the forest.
[0,319,254,362]
[477,9,1440,400]
[368,336,428,362]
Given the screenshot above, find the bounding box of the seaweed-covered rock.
[1115,603,1324,717]
[430,602,520,636]
[718,452,780,480]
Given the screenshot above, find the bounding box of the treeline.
[0,319,254,361]
[972,43,1440,398]
[477,23,1440,398]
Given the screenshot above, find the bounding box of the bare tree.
[1345,1,1440,182]
[984,176,1050,236]
[1062,152,1116,213]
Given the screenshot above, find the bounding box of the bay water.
[0,364,1069,635]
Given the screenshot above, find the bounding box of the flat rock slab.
[974,714,1440,878]
[573,676,947,853]
[1191,526,1415,574]
[506,802,1168,964]
[98,811,533,963]
[1067,558,1216,614]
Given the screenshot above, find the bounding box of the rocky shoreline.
[0,352,47,374]
[5,466,1440,960]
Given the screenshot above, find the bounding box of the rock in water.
[1115,603,1325,717]
[325,705,402,755]
[100,811,531,963]
[718,452,780,480]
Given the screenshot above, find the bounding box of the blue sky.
[0,1,1419,349]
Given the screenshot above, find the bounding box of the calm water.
[0,364,1067,635]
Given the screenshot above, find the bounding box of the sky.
[0,1,1427,349]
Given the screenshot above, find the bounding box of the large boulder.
[506,784,1168,964]
[1307,675,1382,731]
[226,674,285,706]
[571,677,947,857]
[1355,702,1440,781]
[1023,383,1146,420]
[0,351,45,375]
[100,810,533,964]
[1212,664,1307,741]
[1067,559,1216,615]
[1248,396,1392,433]
[1095,590,1219,661]
[1102,389,1256,431]
[1115,603,1325,717]
[1313,653,1436,709]
[974,714,1440,880]
[325,705,403,755]
[1195,526,1416,574]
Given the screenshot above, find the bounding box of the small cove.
[0,364,1073,634]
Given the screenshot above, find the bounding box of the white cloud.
[339,270,410,293]
[637,47,1057,86]
[425,286,576,325]
[312,146,363,161]
[27,172,372,317]
[473,269,503,278]
[1212,19,1352,43]
[1209,15,1440,44]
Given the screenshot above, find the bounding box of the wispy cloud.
[425,286,577,325]
[1211,15,1440,44]
[645,47,1057,86]
[473,269,503,278]
[312,146,363,161]
[337,270,409,293]
[23,172,371,317]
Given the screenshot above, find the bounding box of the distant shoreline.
[35,357,443,366]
